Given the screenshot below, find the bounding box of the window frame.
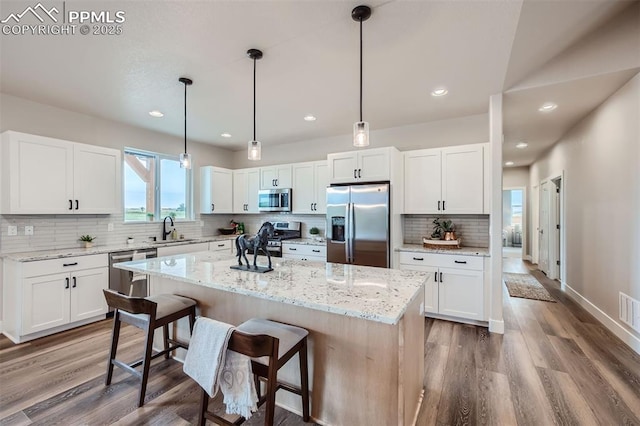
[123,148,193,222]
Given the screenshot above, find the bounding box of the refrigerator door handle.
[349,201,356,263]
[344,202,352,262]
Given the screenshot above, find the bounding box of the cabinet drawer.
[209,240,232,252]
[398,251,483,270]
[282,244,326,258]
[22,254,108,278]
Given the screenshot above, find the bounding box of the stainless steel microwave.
[258,188,292,212]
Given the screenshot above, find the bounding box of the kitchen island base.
[150,276,425,426]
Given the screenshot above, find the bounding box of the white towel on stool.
[183,317,234,397]
[220,350,258,419]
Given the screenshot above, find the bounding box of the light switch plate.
[8,225,17,236]
[107,223,114,231]
[25,226,34,236]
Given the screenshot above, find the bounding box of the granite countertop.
[115,251,426,325]
[396,244,490,257]
[0,235,237,262]
[283,238,325,246]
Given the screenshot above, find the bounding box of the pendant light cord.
[253,57,257,141]
[359,18,363,123]
[183,82,187,153]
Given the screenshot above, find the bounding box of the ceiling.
[1,0,638,167]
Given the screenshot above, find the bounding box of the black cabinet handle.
[211,203,215,212]
[65,277,70,289]
[289,247,297,251]
[454,260,467,264]
[413,257,424,261]
[275,179,278,186]
[443,201,446,211]
[438,200,441,211]
[312,249,321,253]
[69,200,73,210]
[217,244,225,247]
[434,272,438,282]
[75,200,79,210]
[440,272,443,282]
[63,262,78,267]
[72,277,77,288]
[313,203,317,211]
[353,169,357,179]
[358,169,361,178]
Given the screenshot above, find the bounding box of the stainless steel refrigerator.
[326,182,390,268]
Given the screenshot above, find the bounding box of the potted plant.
[79,235,96,248]
[146,212,154,222]
[309,227,321,241]
[431,218,456,241]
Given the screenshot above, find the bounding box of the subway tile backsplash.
[403,214,489,248]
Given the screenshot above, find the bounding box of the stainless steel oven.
[258,188,292,212]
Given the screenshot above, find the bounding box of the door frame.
[531,184,539,264]
[503,186,527,259]
[539,172,565,281]
[538,179,551,275]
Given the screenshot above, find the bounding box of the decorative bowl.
[218,228,236,235]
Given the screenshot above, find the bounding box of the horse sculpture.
[235,222,275,270]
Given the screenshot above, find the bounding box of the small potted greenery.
[79,235,96,248]
[146,212,154,222]
[432,218,456,241]
[309,226,321,241]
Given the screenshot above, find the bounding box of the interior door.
[539,180,550,275]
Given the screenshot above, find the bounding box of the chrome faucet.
[162,216,174,240]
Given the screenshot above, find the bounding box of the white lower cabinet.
[3,254,109,343]
[399,251,485,322]
[209,240,233,253]
[282,243,326,261]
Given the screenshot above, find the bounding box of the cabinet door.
[404,149,441,213]
[201,166,233,213]
[292,163,315,214]
[73,144,121,214]
[70,267,108,322]
[438,267,484,320]
[233,170,249,213]
[274,165,292,188]
[260,167,278,189]
[441,145,483,214]
[313,161,329,214]
[423,266,439,314]
[4,132,74,214]
[22,272,70,334]
[209,240,233,252]
[246,169,261,213]
[358,148,390,182]
[327,152,358,184]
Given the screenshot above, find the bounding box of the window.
[123,149,192,222]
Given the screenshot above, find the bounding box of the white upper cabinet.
[233,168,260,213]
[200,166,233,214]
[327,147,394,184]
[260,165,292,189]
[403,144,484,214]
[1,131,121,214]
[292,160,329,214]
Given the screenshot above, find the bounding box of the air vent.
[619,292,640,333]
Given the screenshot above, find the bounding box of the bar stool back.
[103,289,197,407]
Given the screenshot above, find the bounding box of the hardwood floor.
[1,259,639,425]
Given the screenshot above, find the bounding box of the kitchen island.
[115,251,426,426]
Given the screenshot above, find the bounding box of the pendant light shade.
[247,48,263,161]
[178,77,193,169]
[352,5,371,148]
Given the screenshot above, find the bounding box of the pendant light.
[178,77,193,169]
[247,48,263,161]
[352,5,371,148]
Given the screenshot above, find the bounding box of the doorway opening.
[503,188,524,258]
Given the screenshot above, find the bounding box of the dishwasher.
[109,248,157,300]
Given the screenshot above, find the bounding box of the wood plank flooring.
[1,258,639,425]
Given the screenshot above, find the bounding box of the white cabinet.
[292,161,329,214]
[157,242,209,257]
[3,254,109,343]
[260,165,292,189]
[327,147,395,184]
[209,240,233,253]
[398,251,484,322]
[282,243,326,261]
[233,168,260,213]
[1,131,121,214]
[403,144,485,214]
[200,166,233,214]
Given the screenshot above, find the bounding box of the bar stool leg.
[198,388,209,426]
[105,312,121,386]
[138,322,155,407]
[163,324,170,359]
[299,338,310,422]
[188,307,196,333]
[265,363,278,426]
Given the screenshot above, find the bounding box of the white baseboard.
[562,281,640,355]
[489,319,505,334]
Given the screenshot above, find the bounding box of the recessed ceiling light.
[505,161,515,166]
[304,115,317,122]
[149,110,164,118]
[221,133,232,138]
[515,142,528,149]
[431,88,448,97]
[538,102,557,112]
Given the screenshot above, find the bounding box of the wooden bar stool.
[102,289,197,407]
[199,318,310,426]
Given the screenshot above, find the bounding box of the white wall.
[232,113,489,168]
[530,72,640,351]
